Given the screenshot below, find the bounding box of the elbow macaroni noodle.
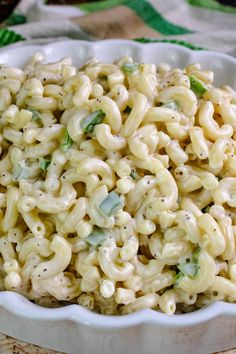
[0,53,236,315]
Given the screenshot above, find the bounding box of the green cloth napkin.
[0,0,236,55]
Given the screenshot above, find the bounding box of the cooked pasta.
[0,53,236,315]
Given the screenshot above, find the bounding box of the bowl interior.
[0,39,236,328]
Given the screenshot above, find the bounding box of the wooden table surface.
[0,333,235,354]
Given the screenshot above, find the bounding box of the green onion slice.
[192,247,201,263]
[13,161,31,181]
[189,75,208,97]
[121,63,139,74]
[60,128,73,151]
[175,249,201,286]
[173,272,185,287]
[161,100,179,111]
[80,110,105,134]
[99,191,123,217]
[177,262,199,278]
[86,228,111,247]
[27,108,41,121]
[39,157,51,172]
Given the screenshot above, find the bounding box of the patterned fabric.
[0,0,235,54]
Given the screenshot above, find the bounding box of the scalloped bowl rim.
[0,39,236,329]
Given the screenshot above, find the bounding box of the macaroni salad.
[0,53,236,315]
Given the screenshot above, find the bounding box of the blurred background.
[0,0,20,22]
[0,0,235,23]
[0,0,92,23]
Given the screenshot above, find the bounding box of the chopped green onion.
[189,75,208,97]
[175,249,200,286]
[130,169,138,180]
[60,128,73,151]
[123,106,132,114]
[80,110,105,133]
[176,249,200,281]
[161,100,179,111]
[13,161,31,181]
[39,158,51,172]
[121,63,139,74]
[173,272,185,287]
[27,108,41,121]
[86,228,110,247]
[192,247,201,263]
[177,262,199,278]
[99,191,123,217]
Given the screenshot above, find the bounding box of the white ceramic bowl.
[0,40,236,354]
